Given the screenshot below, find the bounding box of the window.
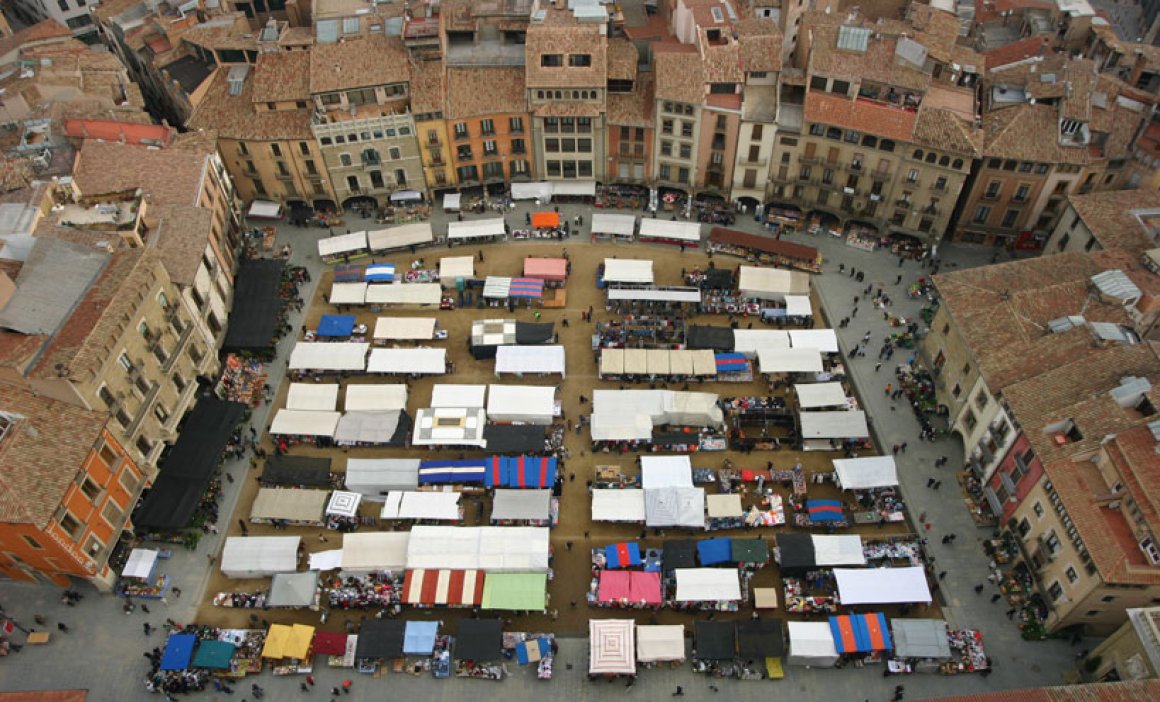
[102,500,123,526]
[1013,184,1030,202]
[22,535,43,550]
[906,169,919,184]
[1101,595,1117,603]
[752,124,763,140]
[568,54,592,67]
[1066,567,1078,583]
[826,127,842,141]
[972,205,991,224]
[934,176,947,191]
[510,117,523,133]
[118,353,133,372]
[976,390,988,409]
[678,167,690,182]
[547,161,561,177]
[810,76,828,91]
[880,140,895,152]
[809,124,825,136]
[483,140,497,156]
[681,122,693,139]
[541,54,564,67]
[80,476,101,500]
[1001,209,1020,228]
[454,122,468,138]
[1033,502,1045,519]
[135,436,153,457]
[962,363,971,376]
[119,467,141,495]
[1017,518,1031,536]
[154,404,169,424]
[339,153,352,167]
[58,0,70,10]
[679,144,692,159]
[59,513,81,540]
[952,159,964,170]
[1048,581,1064,600]
[1046,532,1062,554]
[658,164,670,180]
[388,147,400,160]
[270,144,282,158]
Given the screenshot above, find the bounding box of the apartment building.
[730,19,781,207]
[606,38,653,186]
[1046,190,1160,257]
[1087,606,1160,681]
[445,67,533,189]
[8,0,100,40]
[0,385,142,590]
[404,21,455,194]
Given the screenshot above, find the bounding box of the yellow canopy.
[285,624,315,660]
[765,656,785,679]
[261,624,291,659]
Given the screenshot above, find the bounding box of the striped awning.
[402,569,485,607]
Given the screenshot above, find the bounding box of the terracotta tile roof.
[1068,190,1160,257]
[1108,425,1160,533]
[0,331,49,370]
[933,252,1133,389]
[935,680,1160,702]
[148,204,216,287]
[0,384,108,527]
[654,44,704,104]
[279,26,315,47]
[607,71,655,127]
[525,24,607,89]
[187,67,313,140]
[61,119,174,146]
[700,36,743,84]
[805,91,918,142]
[73,140,207,209]
[180,19,258,52]
[532,101,603,118]
[807,20,929,92]
[982,103,1089,165]
[1126,42,1160,73]
[309,35,409,94]
[983,36,1050,69]
[446,67,526,119]
[912,106,983,156]
[606,38,638,81]
[0,19,71,60]
[251,50,311,103]
[902,5,963,62]
[1089,249,1160,298]
[408,59,445,116]
[734,19,783,73]
[0,157,35,193]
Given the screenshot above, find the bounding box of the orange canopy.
[531,212,560,229]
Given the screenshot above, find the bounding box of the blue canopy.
[715,353,749,372]
[807,499,845,523]
[515,637,550,665]
[192,639,236,669]
[485,455,558,489]
[604,542,642,569]
[317,314,356,337]
[160,633,197,671]
[829,612,892,653]
[418,459,488,485]
[365,264,396,283]
[403,621,439,655]
[697,537,733,566]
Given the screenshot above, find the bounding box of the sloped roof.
[606,38,638,81]
[1068,190,1160,257]
[447,67,527,119]
[309,34,409,94]
[608,71,655,127]
[912,106,983,156]
[525,24,607,89]
[251,50,311,103]
[0,238,109,336]
[654,44,705,104]
[188,67,313,140]
[982,103,1089,165]
[409,58,446,116]
[73,140,208,208]
[805,91,917,142]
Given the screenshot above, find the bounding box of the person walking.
[143,622,152,636]
[57,622,70,633]
[672,687,685,697]
[874,362,882,372]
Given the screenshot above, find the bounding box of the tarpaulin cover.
[604,542,642,569]
[636,625,686,662]
[262,623,313,659]
[318,231,368,258]
[589,619,636,675]
[731,538,769,564]
[365,282,442,306]
[794,382,848,409]
[412,406,486,447]
[508,277,544,299]
[738,619,786,658]
[367,223,433,251]
[640,456,693,489]
[890,619,951,659]
[694,621,737,660]
[288,342,368,371]
[598,571,662,605]
[317,314,356,337]
[789,329,839,354]
[523,257,568,281]
[364,264,395,283]
[439,256,473,280]
[644,486,705,528]
[531,212,559,229]
[799,411,870,439]
[737,265,810,300]
[325,490,361,517]
[313,631,348,656]
[191,639,235,669]
[269,409,341,437]
[674,569,741,602]
[715,353,748,372]
[334,264,364,283]
[345,458,419,494]
[511,182,553,201]
[833,567,932,605]
[329,282,367,305]
[373,317,437,342]
[418,459,488,484]
[340,532,409,572]
[431,384,487,408]
[220,536,301,579]
[697,538,733,566]
[733,329,791,355]
[515,638,550,665]
[134,397,246,530]
[482,424,546,454]
[403,621,439,655]
[447,218,504,240]
[812,535,866,566]
[122,548,158,579]
[490,489,551,522]
[287,383,340,411]
[355,619,405,660]
[366,348,446,374]
[344,384,408,412]
[442,193,461,211]
[662,540,697,572]
[333,410,409,445]
[160,633,196,670]
[486,455,557,488]
[486,385,556,425]
[776,533,817,573]
[709,227,818,262]
[807,499,845,522]
[402,569,485,607]
[494,345,566,376]
[756,347,824,373]
[639,218,702,241]
[785,295,812,316]
[787,622,839,667]
[687,325,735,351]
[380,491,461,521]
[591,490,646,522]
[591,213,636,237]
[829,613,893,653]
[515,322,555,345]
[404,526,550,573]
[695,268,735,290]
[833,456,899,490]
[602,258,653,284]
[456,619,503,661]
[268,571,320,607]
[261,455,332,487]
[223,259,284,352]
[481,572,547,610]
[250,488,327,524]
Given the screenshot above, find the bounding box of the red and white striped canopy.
[402,569,485,607]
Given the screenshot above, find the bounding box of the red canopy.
[312,631,348,656]
[531,212,560,229]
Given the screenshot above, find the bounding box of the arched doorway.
[804,209,842,236]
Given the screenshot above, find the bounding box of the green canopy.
[481,573,547,611]
[731,538,769,564]
[192,639,236,669]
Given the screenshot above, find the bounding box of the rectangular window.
[270,144,282,158]
[1065,567,1078,583]
[568,54,592,67]
[80,478,101,501]
[1033,502,1045,518]
[1001,209,1020,228]
[972,206,991,224]
[102,500,123,526]
[22,535,43,550]
[540,54,564,67]
[59,513,81,540]
[509,117,523,133]
[1048,581,1064,600]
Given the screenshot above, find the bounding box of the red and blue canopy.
[486,455,557,489]
[604,542,642,569]
[829,613,892,653]
[807,499,844,522]
[365,263,396,282]
[334,264,364,283]
[418,459,488,485]
[714,353,749,372]
[508,277,544,299]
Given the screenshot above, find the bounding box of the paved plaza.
[0,200,1081,701]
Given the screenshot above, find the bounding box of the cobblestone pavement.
[0,202,1083,701]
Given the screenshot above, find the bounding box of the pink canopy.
[599,570,662,605]
[523,257,568,281]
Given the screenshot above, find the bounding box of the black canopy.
[222,259,285,353]
[694,621,736,661]
[737,619,785,658]
[388,410,414,446]
[697,268,735,290]
[662,539,697,573]
[134,397,246,530]
[355,619,405,660]
[775,533,816,574]
[686,325,734,351]
[455,619,503,662]
[261,455,333,487]
[482,424,546,454]
[515,322,555,345]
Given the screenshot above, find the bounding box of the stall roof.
[523,257,568,281]
[405,526,550,572]
[486,455,557,489]
[341,531,410,572]
[329,282,367,305]
[262,455,333,487]
[442,193,461,211]
[638,218,702,242]
[813,535,866,566]
[515,321,555,345]
[122,548,158,579]
[794,382,848,409]
[697,537,733,566]
[250,489,328,524]
[367,223,433,251]
[355,619,405,660]
[248,200,282,219]
[481,572,547,610]
[287,383,340,411]
[447,217,505,240]
[694,621,737,661]
[606,286,701,303]
[552,180,596,197]
[495,345,566,377]
[312,631,348,657]
[288,342,368,371]
[785,295,812,317]
[402,569,485,607]
[777,533,816,572]
[373,317,437,341]
[431,383,487,408]
[318,231,368,258]
[470,318,516,348]
[220,536,301,579]
[269,409,341,437]
[737,619,786,658]
[491,489,551,522]
[733,329,790,355]
[833,456,899,490]
[380,491,461,520]
[366,348,446,374]
[636,625,685,662]
[160,633,196,670]
[403,621,439,656]
[789,329,839,354]
[675,569,741,602]
[591,489,646,522]
[640,455,693,489]
[589,619,637,675]
[417,458,488,485]
[486,384,555,425]
[732,538,769,564]
[412,407,487,447]
[482,276,511,299]
[706,494,743,518]
[662,540,697,572]
[344,384,407,411]
[602,258,653,284]
[192,639,236,669]
[709,227,819,262]
[591,213,636,237]
[891,619,951,659]
[222,259,284,353]
[756,347,824,373]
[511,182,553,201]
[687,325,735,351]
[590,412,652,441]
[364,283,442,306]
[318,314,357,337]
[268,571,320,607]
[787,621,839,666]
[344,458,419,495]
[325,490,362,518]
[455,619,503,661]
[830,613,893,653]
[530,212,560,229]
[833,567,932,604]
[737,266,810,300]
[799,411,870,439]
[439,256,473,280]
[599,348,624,376]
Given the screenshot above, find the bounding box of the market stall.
[404,526,550,573]
[220,536,301,579]
[636,625,686,664]
[364,283,442,307]
[589,619,636,676]
[786,622,839,668]
[288,342,369,373]
[118,548,169,599]
[486,455,558,489]
[673,569,742,605]
[366,348,446,375]
[380,491,463,521]
[789,329,840,354]
[454,619,505,679]
[662,540,697,573]
[222,259,286,355]
[601,258,654,285]
[693,621,736,662]
[829,613,893,658]
[591,213,636,241]
[890,618,952,674]
[411,407,488,448]
[439,256,474,284]
[511,182,553,202]
[482,424,551,454]
[591,489,647,523]
[269,409,341,438]
[267,571,321,609]
[486,384,556,425]
[287,383,340,411]
[363,265,395,284]
[706,495,744,531]
[798,411,871,449]
[833,567,932,605]
[344,384,407,412]
[707,227,821,272]
[442,193,461,212]
[344,458,419,496]
[686,325,735,352]
[736,266,810,302]
[160,633,196,671]
[447,217,505,243]
[318,231,369,263]
[732,329,790,356]
[372,317,438,343]
[756,347,824,374]
[490,489,553,525]
[523,257,568,284]
[367,223,433,253]
[638,219,702,247]
[249,489,328,527]
[481,573,548,611]
[833,456,899,490]
[338,532,409,574]
[494,344,566,377]
[355,619,405,671]
[737,618,786,678]
[329,282,367,306]
[403,569,485,607]
[417,458,488,484]
[794,382,849,409]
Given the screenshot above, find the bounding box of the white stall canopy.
[591,213,636,238]
[220,536,301,579]
[389,190,423,203]
[289,342,368,371]
[495,345,566,377]
[789,329,840,354]
[442,193,461,211]
[733,329,790,355]
[511,182,553,201]
[590,413,652,441]
[591,489,646,522]
[593,390,723,429]
[799,411,870,439]
[645,487,705,528]
[487,385,555,424]
[636,625,686,662]
[411,407,487,447]
[333,411,403,444]
[344,458,420,496]
[833,456,899,490]
[482,276,511,299]
[812,535,867,566]
[404,526,550,572]
[706,494,744,518]
[439,256,474,281]
[833,567,932,604]
[367,223,433,251]
[491,489,551,522]
[431,384,487,408]
[329,282,367,305]
[606,286,702,303]
[365,283,441,306]
[891,619,952,660]
[122,549,158,579]
[640,455,693,489]
[367,348,446,374]
[247,200,282,219]
[552,180,596,197]
[269,409,341,437]
[344,384,408,412]
[737,266,810,301]
[380,491,462,521]
[673,568,741,602]
[757,347,824,373]
[318,231,368,258]
[325,491,362,518]
[638,219,702,241]
[602,258,653,284]
[250,489,328,524]
[340,532,410,572]
[785,295,812,317]
[794,382,848,409]
[448,217,505,240]
[373,317,437,341]
[787,622,840,668]
[471,319,516,347]
[287,383,340,411]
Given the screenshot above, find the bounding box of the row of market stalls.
[286,341,565,379]
[317,224,436,263]
[589,390,725,451]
